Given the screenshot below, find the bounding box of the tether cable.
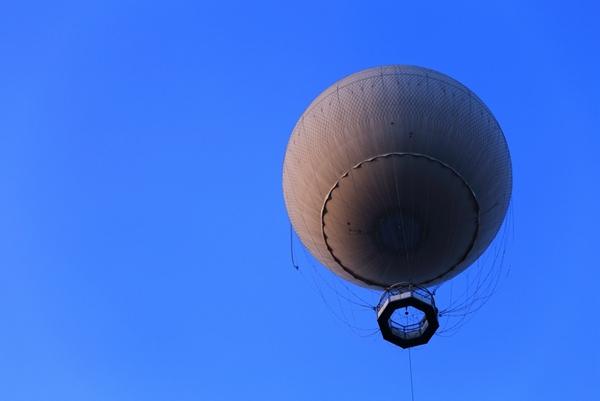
[408,348,415,401]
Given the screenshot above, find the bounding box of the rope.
[290,224,299,270]
[408,348,415,401]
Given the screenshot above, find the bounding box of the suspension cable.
[408,348,415,401]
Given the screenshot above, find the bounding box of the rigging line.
[337,279,377,309]
[290,224,300,270]
[408,348,415,401]
[300,246,375,309]
[297,255,377,334]
[441,230,509,315]
[299,267,369,334]
[439,247,507,330]
[301,221,376,308]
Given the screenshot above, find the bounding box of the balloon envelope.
[283,65,512,289]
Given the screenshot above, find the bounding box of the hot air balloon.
[282,65,512,348]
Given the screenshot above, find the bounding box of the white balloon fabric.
[283,65,512,289]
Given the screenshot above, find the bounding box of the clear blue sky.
[1,1,598,400]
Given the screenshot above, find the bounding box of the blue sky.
[0,1,598,400]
